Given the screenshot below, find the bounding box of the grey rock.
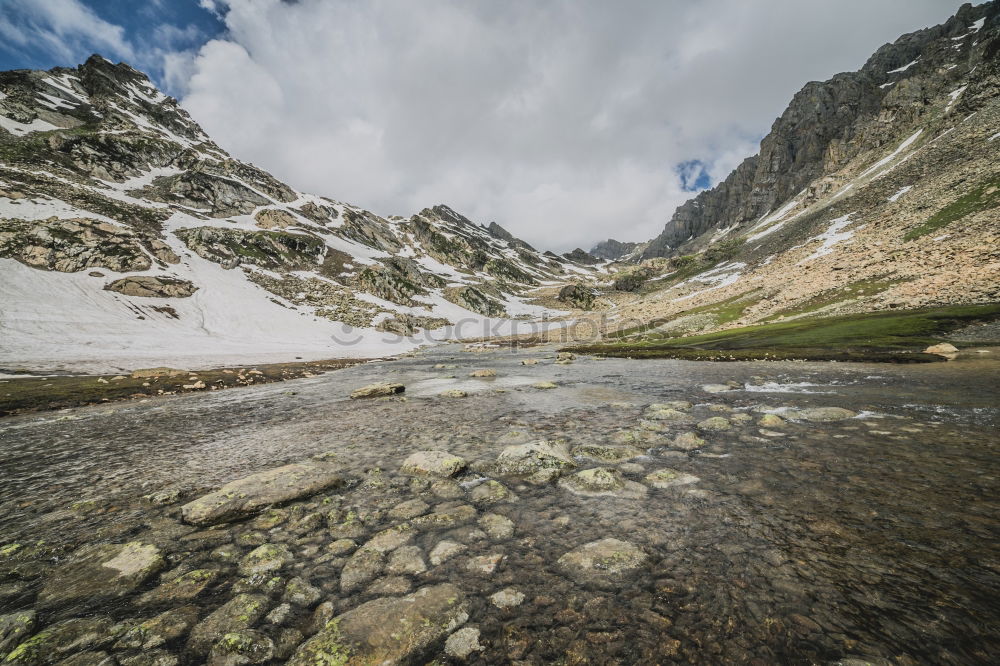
[39,541,165,605]
[290,584,469,665]
[187,594,269,654]
[180,462,344,526]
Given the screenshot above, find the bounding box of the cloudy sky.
[0,0,969,251]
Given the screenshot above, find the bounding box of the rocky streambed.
[0,345,998,664]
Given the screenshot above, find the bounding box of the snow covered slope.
[0,56,597,372]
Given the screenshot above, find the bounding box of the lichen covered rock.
[289,584,468,665]
[180,462,344,526]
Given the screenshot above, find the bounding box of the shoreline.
[0,357,378,417]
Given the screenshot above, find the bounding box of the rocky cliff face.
[590,238,641,261]
[0,56,595,371]
[640,1,999,259]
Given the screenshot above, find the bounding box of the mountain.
[0,56,596,372]
[589,238,641,261]
[585,1,999,340]
[641,1,998,260]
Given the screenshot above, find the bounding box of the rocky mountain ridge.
[0,56,598,372]
[638,1,998,260]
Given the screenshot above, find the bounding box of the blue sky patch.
[675,159,712,192]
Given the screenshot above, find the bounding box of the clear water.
[0,346,997,664]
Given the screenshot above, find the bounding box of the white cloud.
[0,0,135,62]
[176,1,968,249]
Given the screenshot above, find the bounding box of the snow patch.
[888,185,913,202]
[0,115,60,136]
[888,58,919,74]
[945,86,967,111]
[798,214,856,264]
[859,129,923,178]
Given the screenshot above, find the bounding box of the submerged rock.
[400,451,466,478]
[238,544,293,576]
[4,617,117,664]
[557,538,648,589]
[445,626,484,659]
[697,416,731,431]
[0,611,36,658]
[558,468,648,499]
[115,606,200,650]
[181,462,343,526]
[478,513,515,540]
[490,587,526,609]
[671,432,705,451]
[289,584,468,665]
[757,413,785,427]
[643,407,688,422]
[645,469,700,489]
[207,630,275,665]
[493,440,576,482]
[187,594,269,654]
[792,407,857,422]
[571,444,645,463]
[429,540,467,566]
[469,480,517,505]
[38,541,165,605]
[137,568,219,606]
[349,382,405,399]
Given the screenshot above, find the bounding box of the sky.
[0,0,971,251]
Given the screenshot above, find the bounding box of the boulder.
[187,594,269,654]
[180,462,343,526]
[556,538,648,589]
[924,342,959,355]
[350,382,405,399]
[791,407,856,422]
[207,630,275,665]
[571,444,645,462]
[429,541,467,566]
[697,417,731,431]
[490,588,525,609]
[643,407,688,422]
[469,480,517,505]
[478,513,515,540]
[493,440,576,482]
[0,611,36,659]
[38,542,165,605]
[671,432,705,451]
[757,413,785,427]
[289,584,468,665]
[444,627,484,659]
[137,568,219,606]
[558,468,648,499]
[557,284,594,310]
[104,276,197,298]
[645,469,700,489]
[254,208,298,230]
[400,451,466,478]
[3,617,116,665]
[238,544,293,576]
[114,606,199,650]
